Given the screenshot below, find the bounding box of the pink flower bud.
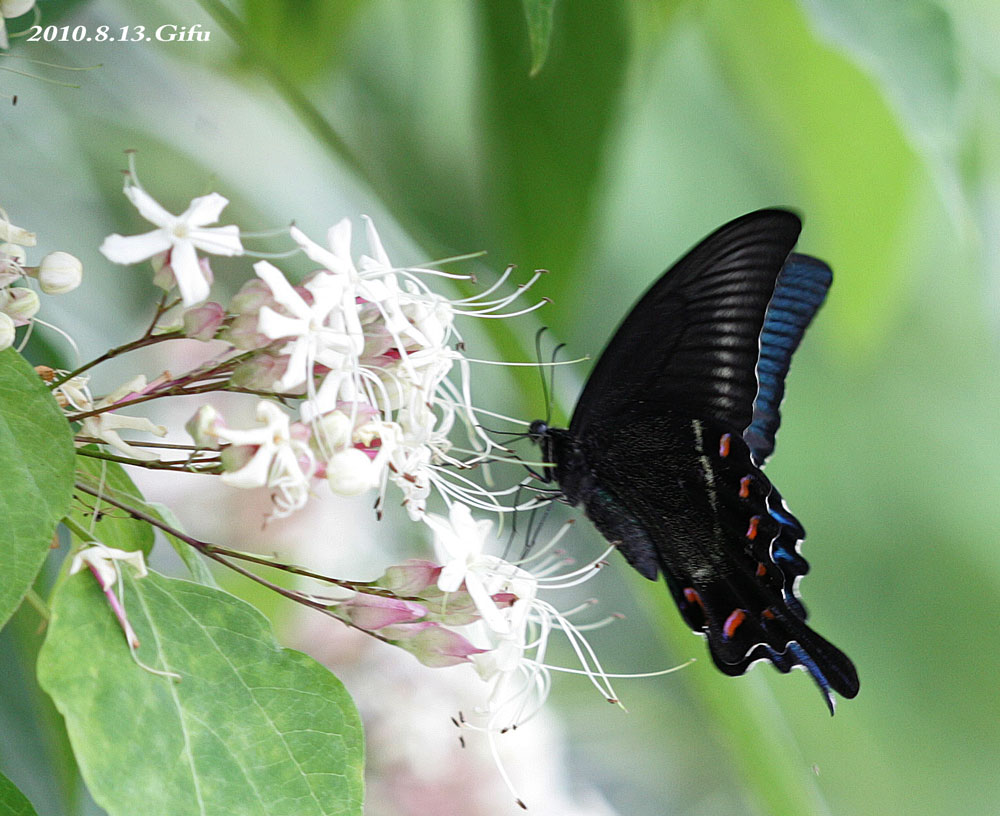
[182,302,226,341]
[230,353,290,389]
[219,312,274,350]
[377,559,443,595]
[418,586,480,626]
[228,278,275,315]
[220,444,255,473]
[334,593,428,631]
[380,621,487,668]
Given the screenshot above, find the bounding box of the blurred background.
[3,0,1000,814]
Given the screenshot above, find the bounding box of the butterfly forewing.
[570,210,802,437]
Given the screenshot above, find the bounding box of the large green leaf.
[0,771,37,816]
[0,349,75,629]
[38,569,364,816]
[70,454,154,556]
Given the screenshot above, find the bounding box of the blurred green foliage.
[4,0,1000,813]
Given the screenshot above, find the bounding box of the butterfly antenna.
[535,327,551,421]
[546,342,566,424]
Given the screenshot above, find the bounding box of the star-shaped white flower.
[208,400,315,517]
[424,503,530,634]
[0,210,35,246]
[100,185,243,307]
[254,260,363,393]
[60,375,167,461]
[69,543,148,589]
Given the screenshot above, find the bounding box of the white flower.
[206,400,315,518]
[253,260,362,392]
[69,541,147,649]
[424,503,520,634]
[0,211,35,246]
[310,405,401,497]
[0,242,27,287]
[69,543,147,589]
[100,186,243,307]
[58,375,166,460]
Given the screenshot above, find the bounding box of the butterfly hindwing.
[744,252,833,464]
[577,413,858,711]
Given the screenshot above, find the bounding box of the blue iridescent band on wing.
[744,252,832,465]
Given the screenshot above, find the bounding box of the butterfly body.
[530,210,859,711]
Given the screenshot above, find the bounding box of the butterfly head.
[528,419,549,441]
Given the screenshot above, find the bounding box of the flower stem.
[49,330,185,389]
[71,482,395,643]
[75,447,221,473]
[23,589,50,621]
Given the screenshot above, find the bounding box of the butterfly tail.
[669,567,859,713]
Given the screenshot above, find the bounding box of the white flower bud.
[186,404,224,449]
[1,0,37,19]
[326,448,378,496]
[312,410,353,452]
[0,311,14,350]
[36,251,83,294]
[0,287,39,323]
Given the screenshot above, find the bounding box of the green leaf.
[522,0,556,76]
[798,0,960,147]
[238,0,368,83]
[70,453,154,556]
[0,349,75,629]
[38,569,364,816]
[145,501,218,586]
[0,770,38,816]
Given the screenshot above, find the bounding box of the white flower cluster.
[96,174,539,521]
[0,206,83,351]
[33,164,675,807]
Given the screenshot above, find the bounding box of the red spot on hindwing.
[739,475,752,498]
[683,587,705,612]
[746,516,760,540]
[723,609,747,640]
[719,433,731,458]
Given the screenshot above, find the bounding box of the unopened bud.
[36,251,83,294]
[0,311,14,351]
[326,447,378,496]
[1,1,38,20]
[186,404,224,449]
[0,286,39,324]
[182,302,225,341]
[333,593,429,631]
